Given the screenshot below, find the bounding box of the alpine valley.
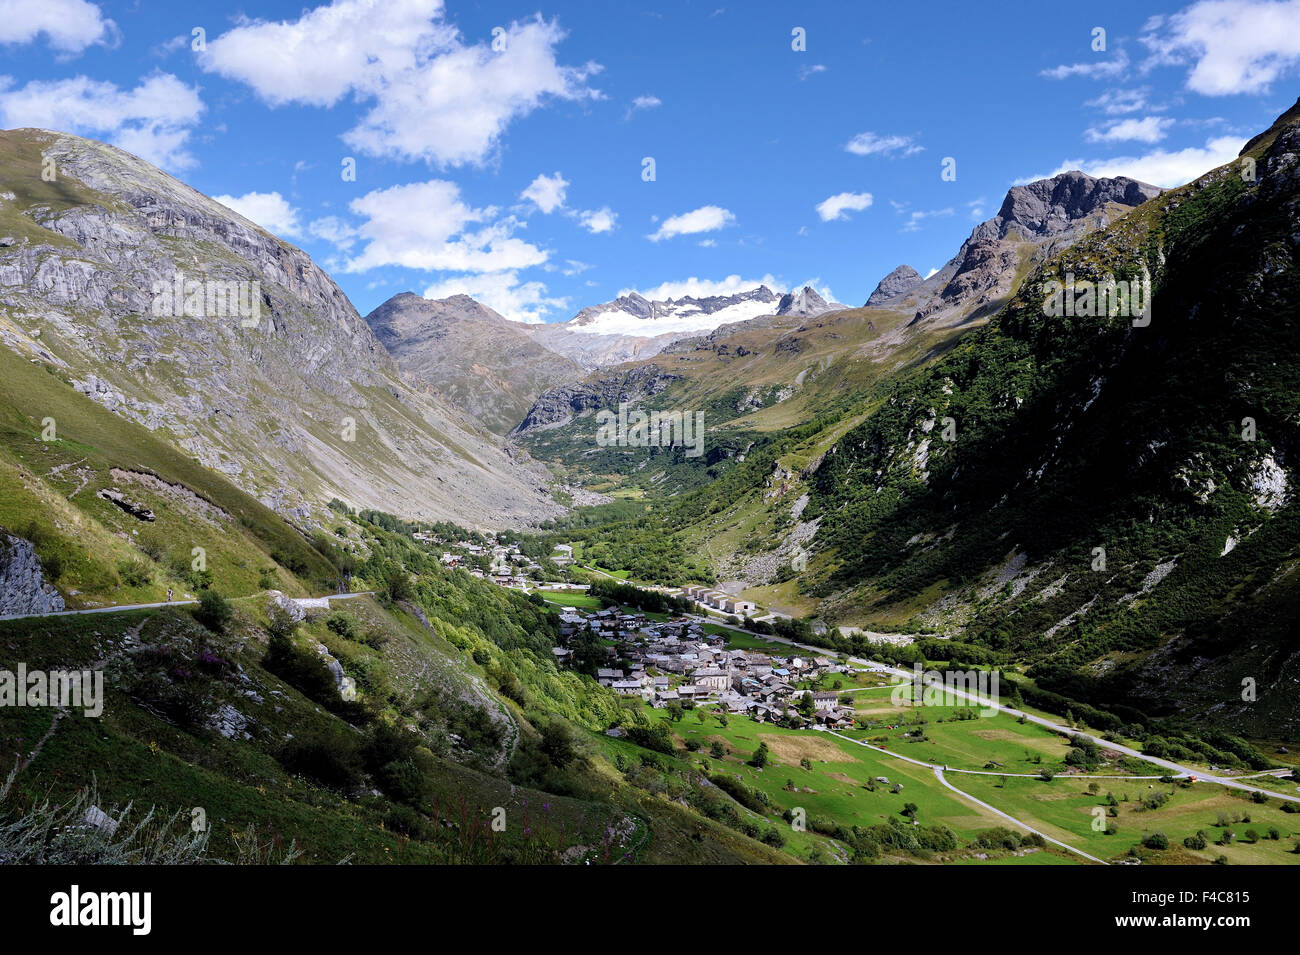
[2,96,1300,869]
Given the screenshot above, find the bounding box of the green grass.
[956,774,1300,864]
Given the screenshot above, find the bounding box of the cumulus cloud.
[0,72,204,169]
[816,191,873,222]
[307,215,358,250]
[342,179,547,273]
[520,171,568,213]
[1084,116,1175,143]
[212,191,302,236]
[199,0,600,167]
[576,206,617,233]
[648,205,734,241]
[1141,0,1300,95]
[620,274,785,300]
[0,0,116,53]
[844,132,922,157]
[422,270,564,323]
[1018,134,1246,188]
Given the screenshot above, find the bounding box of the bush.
[276,726,363,790]
[1142,831,1169,850]
[117,558,152,587]
[193,589,232,633]
[1183,831,1208,850]
[325,612,359,640]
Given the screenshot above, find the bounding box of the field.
[635,703,1089,864]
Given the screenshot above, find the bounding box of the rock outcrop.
[0,531,66,617]
[514,364,683,433]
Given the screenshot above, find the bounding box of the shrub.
[116,558,152,587]
[325,612,359,641]
[1184,831,1208,850]
[1142,831,1169,850]
[193,589,232,633]
[276,726,363,790]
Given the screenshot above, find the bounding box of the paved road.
[930,767,1108,865]
[0,590,375,623]
[684,616,1300,804]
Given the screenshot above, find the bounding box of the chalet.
[811,691,840,712]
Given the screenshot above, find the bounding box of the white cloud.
[212,191,302,236]
[307,215,358,250]
[1086,86,1158,115]
[199,0,600,167]
[521,171,568,213]
[648,205,734,241]
[1085,116,1175,143]
[698,238,717,247]
[1019,134,1246,188]
[1141,0,1300,95]
[0,72,204,170]
[621,274,785,300]
[901,207,954,232]
[343,179,547,273]
[1040,50,1130,80]
[0,0,116,53]
[844,132,922,157]
[577,206,617,233]
[798,64,827,80]
[816,191,873,222]
[422,270,564,323]
[630,94,660,111]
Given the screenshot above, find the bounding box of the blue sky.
[2,0,1297,321]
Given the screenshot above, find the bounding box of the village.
[549,603,859,730]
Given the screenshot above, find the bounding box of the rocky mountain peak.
[776,285,832,317]
[981,170,1163,242]
[866,265,923,307]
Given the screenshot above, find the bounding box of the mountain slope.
[365,292,582,436]
[0,128,558,528]
[802,100,1300,735]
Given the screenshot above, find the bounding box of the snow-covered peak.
[565,285,781,337]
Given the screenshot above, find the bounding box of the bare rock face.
[0,128,559,529]
[905,171,1163,327]
[775,286,840,317]
[97,487,156,522]
[865,265,923,307]
[514,364,683,433]
[0,532,66,617]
